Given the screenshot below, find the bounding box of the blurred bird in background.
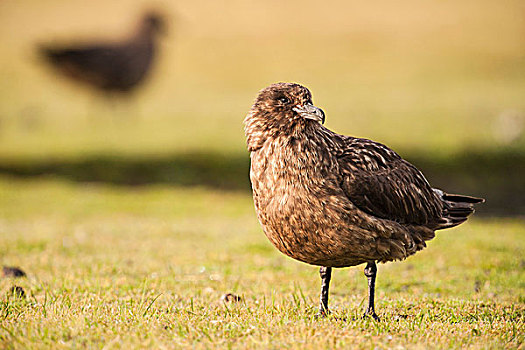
[39,11,165,97]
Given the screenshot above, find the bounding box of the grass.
[0,0,524,348]
[0,176,524,349]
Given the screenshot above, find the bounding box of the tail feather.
[433,189,484,230]
[442,193,485,204]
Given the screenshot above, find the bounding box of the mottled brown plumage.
[244,82,484,319]
[40,12,165,94]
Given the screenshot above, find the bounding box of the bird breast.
[250,134,339,208]
[249,134,366,266]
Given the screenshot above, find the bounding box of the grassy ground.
[0,0,524,348]
[0,177,523,349]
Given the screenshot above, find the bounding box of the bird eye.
[278,97,290,104]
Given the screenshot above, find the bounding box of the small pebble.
[394,314,409,321]
[474,280,482,293]
[2,266,26,278]
[221,293,242,303]
[8,286,26,299]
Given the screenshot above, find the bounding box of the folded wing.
[337,137,444,226]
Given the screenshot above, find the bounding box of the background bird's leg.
[363,262,380,321]
[318,266,332,316]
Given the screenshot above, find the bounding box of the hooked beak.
[292,103,325,124]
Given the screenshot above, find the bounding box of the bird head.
[244,83,325,151]
[142,12,166,35]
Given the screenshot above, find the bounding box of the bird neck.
[133,25,157,44]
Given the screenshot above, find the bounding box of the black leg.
[318,266,332,316]
[363,262,380,321]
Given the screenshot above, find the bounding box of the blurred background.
[0,0,524,215]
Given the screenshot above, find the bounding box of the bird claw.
[316,309,330,318]
[315,311,349,322]
[363,310,381,322]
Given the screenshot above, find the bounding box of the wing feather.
[337,137,443,225]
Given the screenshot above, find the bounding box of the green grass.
[0,177,524,349]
